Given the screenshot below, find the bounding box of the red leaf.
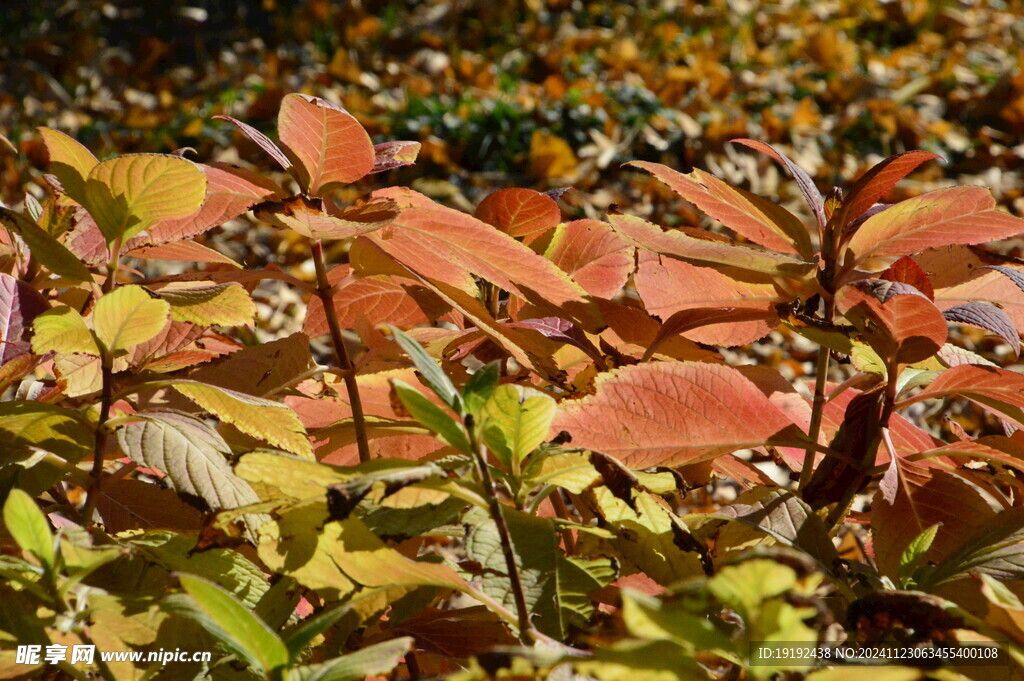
[628,161,810,256]
[834,151,942,231]
[474,188,562,243]
[902,365,1024,425]
[254,195,397,240]
[303,266,430,337]
[370,141,421,174]
[880,256,934,300]
[916,248,1024,330]
[836,280,947,365]
[847,186,1024,264]
[643,307,777,360]
[544,219,634,299]
[277,94,376,193]
[552,361,800,468]
[730,138,825,226]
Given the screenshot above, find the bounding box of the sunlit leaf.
[31,306,99,356]
[156,283,256,327]
[544,219,634,299]
[0,206,93,282]
[482,384,556,467]
[38,126,98,204]
[3,488,54,568]
[93,285,171,353]
[475,188,561,243]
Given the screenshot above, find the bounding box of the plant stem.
[550,489,577,554]
[81,350,113,526]
[799,297,836,491]
[311,239,370,463]
[466,416,535,645]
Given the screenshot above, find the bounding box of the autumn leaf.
[475,188,562,243]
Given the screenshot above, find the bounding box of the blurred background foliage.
[2,0,1024,225]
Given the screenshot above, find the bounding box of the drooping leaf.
[0,274,47,366]
[93,285,171,353]
[731,138,825,226]
[943,302,1020,355]
[116,411,260,513]
[0,402,92,463]
[370,140,421,174]
[871,457,995,580]
[2,488,54,568]
[82,154,207,243]
[833,150,942,232]
[127,239,243,266]
[174,381,313,457]
[174,573,289,674]
[916,248,1024,329]
[643,306,777,360]
[633,251,783,346]
[846,186,1024,265]
[155,283,256,327]
[277,94,375,194]
[37,126,98,204]
[628,161,811,256]
[553,361,800,468]
[544,219,634,299]
[254,194,396,240]
[0,206,93,282]
[901,365,1024,425]
[474,188,562,243]
[184,331,313,397]
[482,384,557,467]
[31,306,99,356]
[609,212,814,278]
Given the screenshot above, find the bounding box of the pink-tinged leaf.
[628,161,811,256]
[544,219,634,299]
[507,317,605,365]
[0,273,48,366]
[730,138,825,226]
[634,250,782,346]
[643,307,776,361]
[552,361,801,468]
[254,195,397,240]
[608,212,814,278]
[880,256,934,300]
[475,188,562,243]
[63,208,108,265]
[370,141,421,174]
[847,186,1024,264]
[901,365,1024,425]
[942,302,1020,355]
[834,151,942,232]
[303,266,430,337]
[126,163,284,248]
[872,457,995,580]
[368,200,601,331]
[37,127,98,205]
[371,185,441,210]
[594,300,719,364]
[277,93,375,194]
[125,240,242,267]
[836,280,947,365]
[213,114,293,173]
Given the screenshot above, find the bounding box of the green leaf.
[31,306,100,356]
[0,207,93,282]
[157,282,256,326]
[386,325,460,411]
[0,402,92,463]
[288,637,413,681]
[621,589,733,654]
[461,361,500,416]
[482,384,556,468]
[82,154,207,243]
[899,523,940,585]
[116,411,261,513]
[283,604,350,662]
[173,381,313,458]
[93,285,170,353]
[2,489,54,568]
[575,640,708,681]
[174,573,289,673]
[390,379,470,453]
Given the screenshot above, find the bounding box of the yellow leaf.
[37,127,98,205]
[93,285,170,353]
[32,307,99,356]
[157,283,256,326]
[529,130,577,180]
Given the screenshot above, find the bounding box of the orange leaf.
[836,280,947,365]
[552,361,799,468]
[475,188,561,243]
[303,266,430,337]
[277,94,375,194]
[846,186,1024,265]
[833,151,942,231]
[254,195,396,240]
[545,219,634,299]
[628,161,810,256]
